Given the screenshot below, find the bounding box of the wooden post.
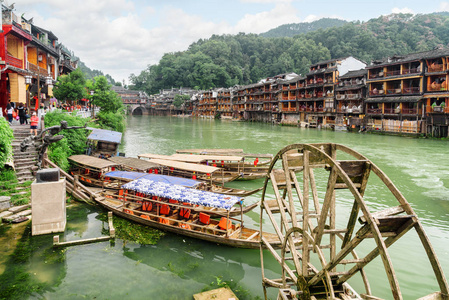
[302,150,310,276]
[74,175,79,193]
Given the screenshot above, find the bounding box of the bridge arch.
[129,105,148,115]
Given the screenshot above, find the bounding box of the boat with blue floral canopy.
[103,170,262,197]
[96,178,281,249]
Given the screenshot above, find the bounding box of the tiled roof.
[339,69,367,79]
[368,48,449,68]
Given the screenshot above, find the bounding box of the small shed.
[87,128,122,158]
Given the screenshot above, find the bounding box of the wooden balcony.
[281,107,297,112]
[385,70,401,77]
[6,54,23,68]
[403,87,420,94]
[384,108,400,114]
[336,94,345,100]
[367,108,382,114]
[428,64,444,72]
[430,106,446,113]
[402,108,418,114]
[28,63,49,76]
[369,90,385,96]
[428,84,446,92]
[402,67,420,75]
[369,72,384,79]
[346,94,360,100]
[386,88,402,95]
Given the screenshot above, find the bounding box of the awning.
[139,153,243,163]
[108,156,159,171]
[176,148,244,155]
[170,153,243,162]
[365,96,422,103]
[68,155,118,170]
[88,128,122,144]
[148,158,221,174]
[105,171,201,188]
[121,178,242,209]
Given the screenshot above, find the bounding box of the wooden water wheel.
[259,143,448,300]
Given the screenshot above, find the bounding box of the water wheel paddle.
[259,143,448,299]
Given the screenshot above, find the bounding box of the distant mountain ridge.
[260,18,348,38]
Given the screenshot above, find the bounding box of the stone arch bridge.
[127,104,150,115]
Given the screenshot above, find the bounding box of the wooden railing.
[385,70,401,77]
[6,54,23,68]
[43,158,95,204]
[402,108,418,114]
[28,63,49,76]
[367,108,382,114]
[346,94,360,100]
[403,87,420,94]
[402,68,420,74]
[428,64,444,72]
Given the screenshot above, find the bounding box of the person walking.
[5,103,14,124]
[30,112,39,135]
[17,103,27,125]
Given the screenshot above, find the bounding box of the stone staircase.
[12,126,41,184]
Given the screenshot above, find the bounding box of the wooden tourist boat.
[168,153,269,180]
[100,176,259,217]
[96,178,281,249]
[68,155,119,187]
[139,153,267,181]
[137,156,240,184]
[104,170,262,197]
[175,148,273,166]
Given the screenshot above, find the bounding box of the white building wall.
[338,57,366,76]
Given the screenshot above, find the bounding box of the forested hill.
[129,12,449,95]
[260,18,347,38]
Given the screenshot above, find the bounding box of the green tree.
[173,94,190,108]
[89,76,125,132]
[53,68,87,103]
[0,118,14,168]
[90,76,123,113]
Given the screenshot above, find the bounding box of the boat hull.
[96,198,281,249]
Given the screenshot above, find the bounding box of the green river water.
[1,115,448,299]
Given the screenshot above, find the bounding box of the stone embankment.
[0,198,31,223]
[0,125,41,223]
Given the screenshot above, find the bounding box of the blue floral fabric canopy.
[105,171,200,188]
[121,178,242,210]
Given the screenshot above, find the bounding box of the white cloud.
[438,2,449,11]
[391,7,414,14]
[303,14,319,23]
[234,3,301,34]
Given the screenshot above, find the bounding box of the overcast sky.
[7,0,449,84]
